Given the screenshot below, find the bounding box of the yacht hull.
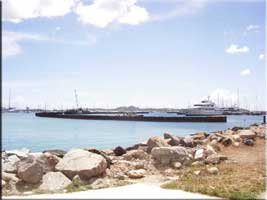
[186,109,223,116]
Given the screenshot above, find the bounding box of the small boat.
[186,98,223,116]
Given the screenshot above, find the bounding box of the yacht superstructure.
[186,98,223,116]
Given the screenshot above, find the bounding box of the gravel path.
[3,183,219,199]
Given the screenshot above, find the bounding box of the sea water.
[2,113,264,152]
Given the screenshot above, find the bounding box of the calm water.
[2,113,264,152]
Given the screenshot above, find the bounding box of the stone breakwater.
[2,123,266,196]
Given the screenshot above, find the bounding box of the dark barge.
[35,112,227,123]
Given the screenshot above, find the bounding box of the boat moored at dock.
[35,112,227,123]
[185,98,223,116]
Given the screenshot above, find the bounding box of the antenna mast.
[74,89,79,109]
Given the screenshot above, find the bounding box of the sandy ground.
[3,183,219,199]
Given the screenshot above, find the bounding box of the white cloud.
[3,0,77,23]
[3,0,207,28]
[3,31,97,59]
[240,68,251,76]
[55,26,61,31]
[209,89,238,106]
[259,54,265,60]
[75,0,149,28]
[151,0,207,21]
[243,25,260,36]
[225,44,249,54]
[246,25,260,32]
[3,31,48,59]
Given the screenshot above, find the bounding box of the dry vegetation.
[161,139,266,199]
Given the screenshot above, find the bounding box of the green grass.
[229,192,257,200]
[161,163,265,199]
[66,183,93,193]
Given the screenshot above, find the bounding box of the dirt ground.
[221,138,266,165]
[161,138,266,199]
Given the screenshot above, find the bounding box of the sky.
[2,0,266,110]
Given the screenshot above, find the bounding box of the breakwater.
[2,123,266,197]
[35,112,227,123]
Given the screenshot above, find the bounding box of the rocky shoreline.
[2,123,266,197]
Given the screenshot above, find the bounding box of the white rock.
[147,136,169,153]
[39,172,72,191]
[233,142,240,147]
[194,149,205,160]
[127,169,146,179]
[194,170,200,176]
[232,135,241,142]
[172,162,182,169]
[151,146,188,165]
[238,130,256,139]
[6,148,30,158]
[2,180,6,187]
[207,167,219,175]
[55,149,107,180]
[2,155,20,173]
[2,172,19,182]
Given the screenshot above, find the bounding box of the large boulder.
[123,149,148,161]
[164,133,181,146]
[255,125,266,139]
[55,149,107,180]
[42,152,61,172]
[17,156,43,184]
[222,137,233,147]
[232,134,241,142]
[2,155,20,173]
[151,146,188,165]
[39,172,71,191]
[180,137,196,148]
[243,138,254,146]
[238,130,256,139]
[113,146,126,156]
[191,132,208,140]
[163,133,173,139]
[87,148,112,168]
[209,140,221,152]
[147,136,169,153]
[205,145,216,156]
[2,172,19,182]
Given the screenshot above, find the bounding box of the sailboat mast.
[237,89,240,108]
[74,89,79,109]
[8,89,11,109]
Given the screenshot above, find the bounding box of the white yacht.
[186,98,223,116]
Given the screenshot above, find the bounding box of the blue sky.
[2,0,266,110]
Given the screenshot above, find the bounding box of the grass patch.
[229,191,257,200]
[66,183,93,193]
[161,162,265,199]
